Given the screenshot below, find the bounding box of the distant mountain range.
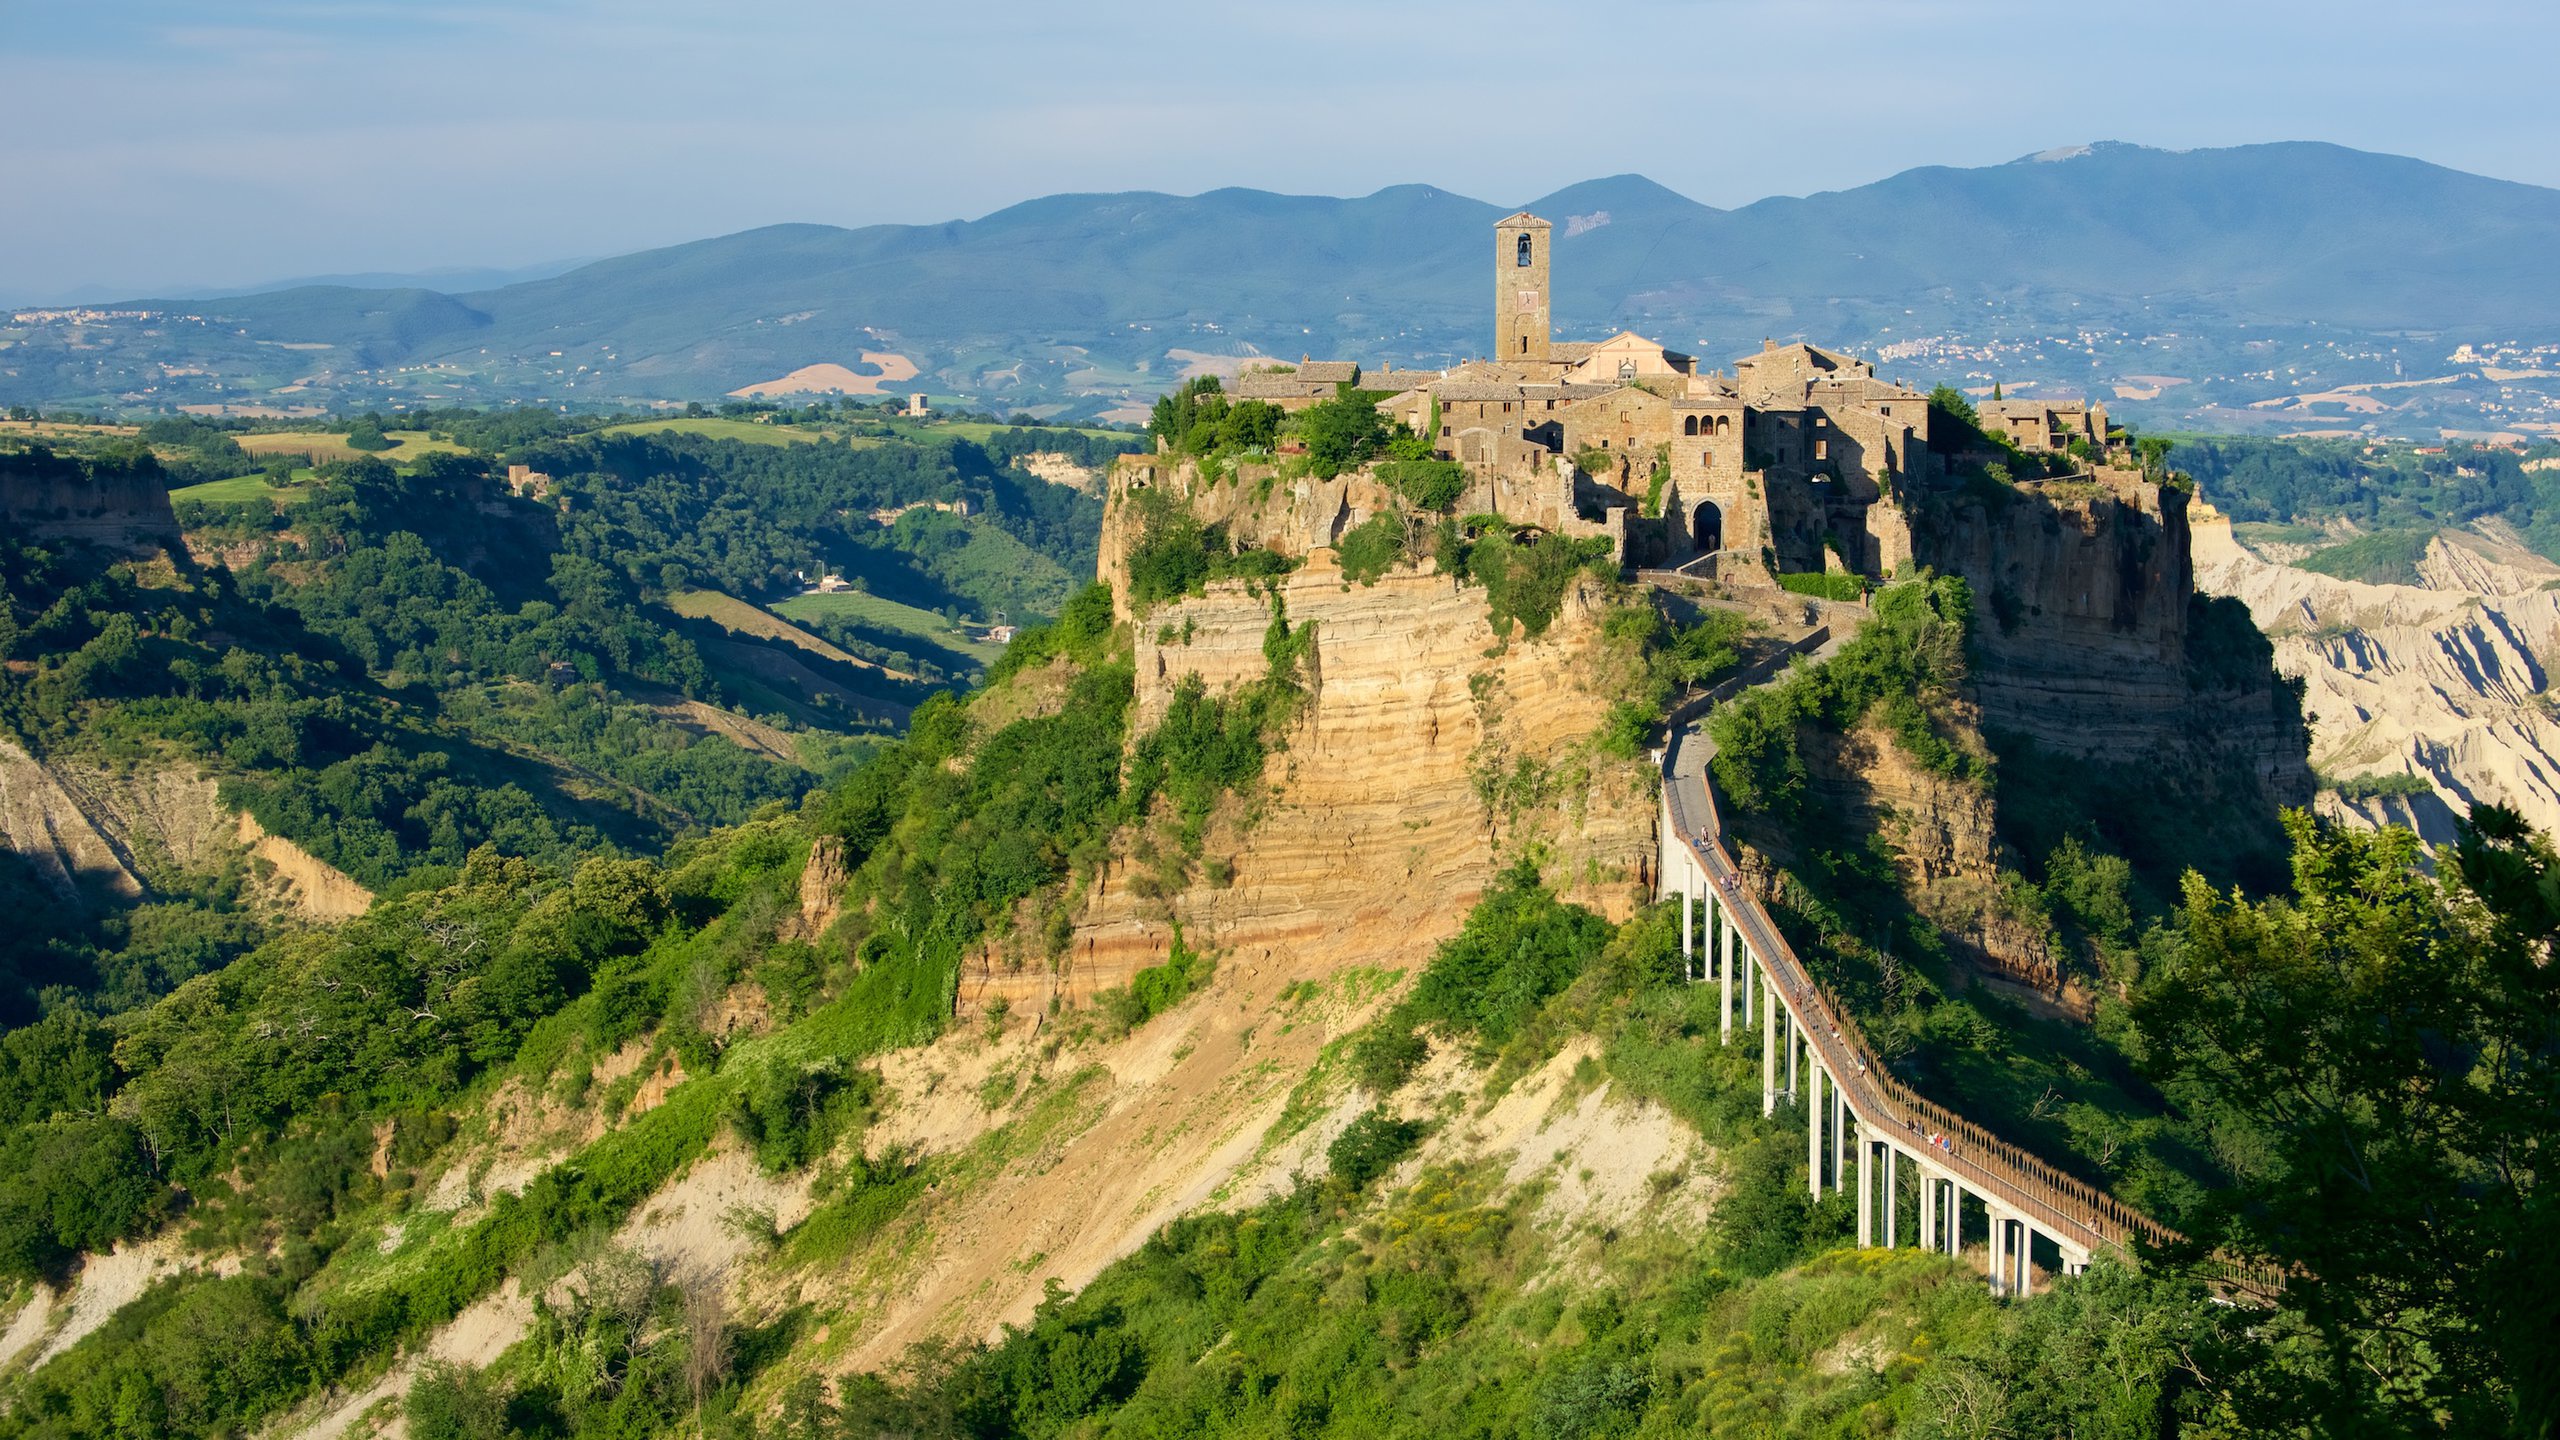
[9,142,2560,436]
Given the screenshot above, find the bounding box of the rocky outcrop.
[1,737,371,920]
[2198,527,2560,845]
[233,812,372,920]
[1,459,177,550]
[0,739,148,904]
[1765,714,2058,993]
[1015,452,1106,496]
[795,835,848,938]
[1910,468,2311,812]
[1099,455,1401,618]
[956,558,1656,1019]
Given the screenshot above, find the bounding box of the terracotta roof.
[1494,210,1552,229]
[1363,368,1442,392]
[1296,360,1360,385]
[1435,381,1533,402]
[1548,342,1598,362]
[1233,372,1332,399]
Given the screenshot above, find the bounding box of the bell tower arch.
[1495,212,1551,362]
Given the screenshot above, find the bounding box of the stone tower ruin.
[1494,211,1551,362]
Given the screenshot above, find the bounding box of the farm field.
[899,419,1130,445]
[233,429,465,465]
[166,473,307,504]
[0,420,140,440]
[772,589,1006,665]
[664,587,911,676]
[599,416,872,448]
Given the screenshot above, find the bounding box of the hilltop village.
[1198,210,2122,581]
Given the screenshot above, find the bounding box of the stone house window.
[1816,440,1829,461]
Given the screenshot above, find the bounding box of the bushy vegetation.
[1454,529,1617,639]
[5,415,1117,1022]
[1350,857,1612,1094]
[1118,487,1295,614]
[1775,570,1865,602]
[2292,525,2434,585]
[1145,376,1281,460]
[1376,457,1468,512]
[2171,433,2560,557]
[1708,574,1980,818]
[2320,768,2432,800]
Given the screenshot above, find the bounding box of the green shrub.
[1350,1023,1428,1094]
[1378,458,1468,512]
[1463,532,1616,638]
[1708,575,1977,819]
[1327,1111,1424,1189]
[1776,571,1864,601]
[1105,928,1214,1031]
[1334,512,1408,584]
[1406,857,1612,1048]
[2321,769,2433,800]
[2295,527,2434,586]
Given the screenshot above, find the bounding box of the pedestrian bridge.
[1658,710,2174,1295]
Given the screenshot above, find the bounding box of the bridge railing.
[1665,725,2178,1257]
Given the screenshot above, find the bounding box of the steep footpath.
[2195,519,2560,844]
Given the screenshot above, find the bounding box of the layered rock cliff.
[1,456,178,550]
[957,554,1656,1018]
[1908,468,2312,827]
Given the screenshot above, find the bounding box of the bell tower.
[1495,211,1551,363]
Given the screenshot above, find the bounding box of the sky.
[6,0,2558,302]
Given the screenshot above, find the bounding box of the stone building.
[1246,209,2124,581]
[1977,398,2108,454]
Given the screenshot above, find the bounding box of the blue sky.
[6,0,2557,300]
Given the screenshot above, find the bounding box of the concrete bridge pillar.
[1786,1013,1800,1102]
[1863,1132,1884,1245]
[1989,1208,2009,1296]
[1885,1146,1899,1247]
[1920,1162,1936,1250]
[1760,965,1778,1116]
[1698,878,1715,982]
[1832,1086,1846,1197]
[1806,1062,1824,1198]
[1719,918,1734,1042]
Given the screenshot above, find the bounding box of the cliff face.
[1909,468,2311,807]
[957,555,1656,1019]
[0,739,369,921]
[1099,454,1400,617]
[0,462,178,549]
[1797,715,2059,993]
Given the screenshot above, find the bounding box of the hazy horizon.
[9,0,2560,301]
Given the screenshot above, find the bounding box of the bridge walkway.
[1655,620,2174,1294]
